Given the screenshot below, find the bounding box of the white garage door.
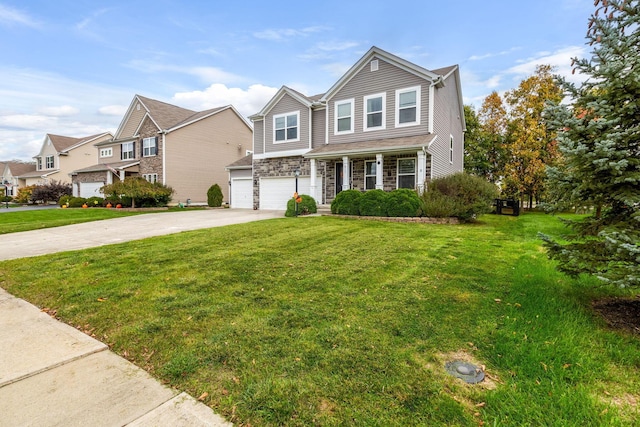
[79,182,104,198]
[230,178,253,209]
[259,176,322,210]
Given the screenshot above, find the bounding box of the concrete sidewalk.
[0,209,282,426]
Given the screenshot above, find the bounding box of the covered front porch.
[304,135,435,202]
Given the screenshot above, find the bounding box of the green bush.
[15,185,35,204]
[386,188,422,217]
[207,184,223,207]
[101,178,174,208]
[359,190,389,217]
[85,196,104,207]
[59,195,72,207]
[421,173,498,222]
[68,197,87,208]
[331,190,362,215]
[285,194,317,217]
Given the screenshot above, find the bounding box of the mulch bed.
[592,296,640,335]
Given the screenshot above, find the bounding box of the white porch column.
[309,158,317,199]
[417,150,426,193]
[375,154,384,190]
[120,171,125,181]
[342,156,350,191]
[106,171,113,185]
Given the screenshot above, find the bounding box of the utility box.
[494,199,520,216]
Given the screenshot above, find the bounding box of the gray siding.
[431,71,464,178]
[264,94,310,153]
[327,58,431,144]
[253,120,264,155]
[312,108,326,148]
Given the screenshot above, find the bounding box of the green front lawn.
[1,213,638,426]
[0,208,145,234]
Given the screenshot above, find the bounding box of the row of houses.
[2,46,466,210]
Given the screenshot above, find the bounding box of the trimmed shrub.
[59,195,72,207]
[101,178,174,208]
[207,184,223,207]
[359,190,389,217]
[68,197,87,208]
[85,196,104,207]
[331,189,362,215]
[421,173,498,222]
[15,185,35,204]
[285,194,317,217]
[30,180,72,204]
[386,188,422,217]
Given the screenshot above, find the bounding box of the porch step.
[317,204,331,214]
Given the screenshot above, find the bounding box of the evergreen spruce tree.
[542,0,640,287]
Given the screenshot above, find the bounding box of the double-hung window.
[364,93,386,131]
[396,86,420,127]
[37,157,42,170]
[143,137,157,157]
[274,111,299,143]
[334,99,354,134]
[365,160,377,190]
[397,158,416,189]
[450,135,454,164]
[121,142,134,160]
[45,155,54,169]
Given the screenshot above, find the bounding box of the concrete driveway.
[0,208,282,261]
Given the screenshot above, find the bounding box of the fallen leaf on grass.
[494,299,501,303]
[97,297,107,302]
[197,392,208,401]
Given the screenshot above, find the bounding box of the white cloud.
[253,26,329,41]
[99,105,128,116]
[172,83,278,117]
[126,60,242,84]
[505,46,586,85]
[0,4,39,28]
[469,47,521,61]
[36,105,79,117]
[316,41,359,51]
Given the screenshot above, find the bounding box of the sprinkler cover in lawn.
[445,360,485,384]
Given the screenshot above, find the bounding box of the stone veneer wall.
[252,157,326,209]
[73,171,107,184]
[324,153,432,202]
[138,118,163,181]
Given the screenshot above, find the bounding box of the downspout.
[160,130,167,184]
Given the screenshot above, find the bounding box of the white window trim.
[363,92,386,131]
[397,157,417,189]
[122,142,134,160]
[100,147,113,158]
[273,111,300,144]
[450,135,454,164]
[143,137,157,157]
[143,173,158,183]
[334,99,354,135]
[45,155,54,169]
[37,157,42,170]
[395,86,421,128]
[364,160,377,190]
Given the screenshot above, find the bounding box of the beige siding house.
[1,160,36,197]
[24,133,113,187]
[248,46,466,210]
[73,95,253,203]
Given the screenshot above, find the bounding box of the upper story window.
[100,147,113,158]
[274,111,299,143]
[45,155,54,169]
[450,135,454,164]
[143,137,157,157]
[121,142,135,160]
[396,86,421,127]
[334,99,354,134]
[36,157,42,170]
[364,93,386,131]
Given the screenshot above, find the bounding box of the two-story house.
[20,133,113,188]
[245,46,465,210]
[72,95,253,203]
[1,160,36,197]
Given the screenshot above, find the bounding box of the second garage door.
[259,176,322,210]
[79,182,104,198]
[230,178,253,209]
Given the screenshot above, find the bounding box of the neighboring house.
[247,46,465,210]
[26,133,113,187]
[72,95,253,203]
[1,160,36,197]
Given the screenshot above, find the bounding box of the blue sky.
[1,0,594,161]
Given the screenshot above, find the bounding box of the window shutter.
[154,136,158,155]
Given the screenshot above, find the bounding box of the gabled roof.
[114,94,197,138]
[320,46,441,102]
[250,86,320,120]
[226,153,252,170]
[3,160,36,177]
[44,132,113,154]
[167,105,253,133]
